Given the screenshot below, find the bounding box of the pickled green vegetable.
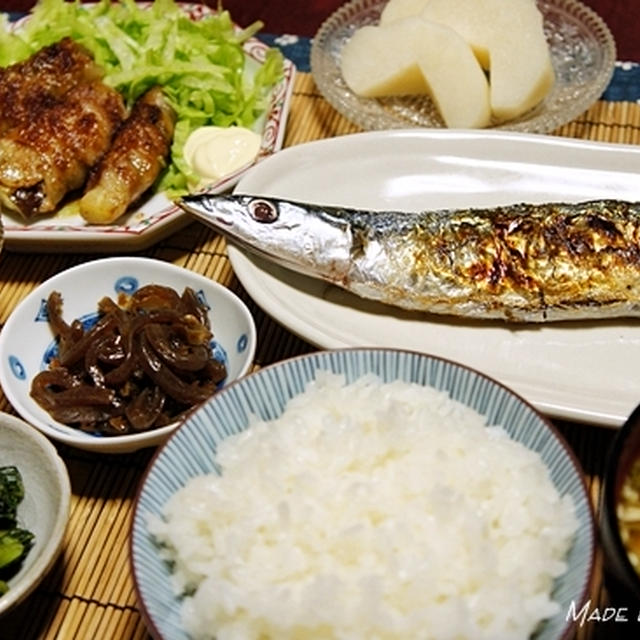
[0,466,35,596]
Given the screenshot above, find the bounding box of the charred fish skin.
[349,199,640,322]
[180,194,640,323]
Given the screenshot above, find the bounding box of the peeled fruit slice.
[340,18,491,128]
[421,0,554,121]
[381,0,555,122]
[380,0,432,25]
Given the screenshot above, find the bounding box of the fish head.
[178,193,352,280]
[180,194,292,234]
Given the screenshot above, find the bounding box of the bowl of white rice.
[131,348,595,640]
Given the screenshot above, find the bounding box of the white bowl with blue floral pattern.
[0,257,256,453]
[131,348,595,640]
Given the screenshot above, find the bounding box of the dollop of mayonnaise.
[183,126,261,187]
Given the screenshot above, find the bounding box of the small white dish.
[0,412,71,617]
[0,257,257,453]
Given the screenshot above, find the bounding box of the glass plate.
[310,0,616,133]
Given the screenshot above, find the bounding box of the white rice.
[148,371,577,640]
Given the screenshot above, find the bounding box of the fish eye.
[248,199,278,223]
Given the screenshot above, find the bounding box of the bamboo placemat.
[1,71,639,639]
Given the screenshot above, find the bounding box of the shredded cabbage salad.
[0,0,284,196]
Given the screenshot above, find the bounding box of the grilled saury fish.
[180,194,640,323]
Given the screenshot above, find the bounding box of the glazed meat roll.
[0,80,125,218]
[0,37,102,134]
[80,86,176,224]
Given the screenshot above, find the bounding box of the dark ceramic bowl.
[601,403,640,606]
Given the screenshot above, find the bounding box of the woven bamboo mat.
[1,71,639,639]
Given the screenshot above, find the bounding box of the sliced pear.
[421,0,553,121]
[380,0,554,122]
[340,18,491,128]
[379,0,432,24]
[341,23,428,97]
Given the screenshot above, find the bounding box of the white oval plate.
[0,3,295,252]
[229,128,640,428]
[0,257,257,453]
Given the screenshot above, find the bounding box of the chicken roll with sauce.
[80,86,176,224]
[0,37,102,134]
[0,80,125,218]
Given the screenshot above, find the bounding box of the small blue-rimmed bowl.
[0,257,256,453]
[131,348,595,640]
